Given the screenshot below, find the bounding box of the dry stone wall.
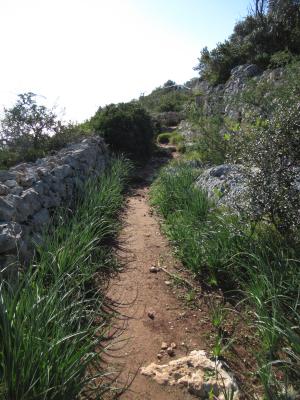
[0,136,108,273]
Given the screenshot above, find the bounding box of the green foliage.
[0,157,132,399]
[0,93,60,151]
[0,93,93,169]
[157,132,172,144]
[169,132,184,145]
[195,1,300,84]
[151,162,300,396]
[156,131,184,146]
[90,102,154,160]
[138,81,192,114]
[269,49,296,67]
[228,62,300,235]
[186,116,228,165]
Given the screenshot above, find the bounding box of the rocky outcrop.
[195,164,250,213]
[0,136,108,274]
[141,350,239,399]
[191,64,284,120]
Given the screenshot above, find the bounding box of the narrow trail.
[106,154,208,399]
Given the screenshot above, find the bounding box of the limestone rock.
[0,196,16,221]
[141,350,239,399]
[15,189,41,222]
[195,164,250,213]
[0,222,22,253]
[0,184,9,196]
[31,208,50,230]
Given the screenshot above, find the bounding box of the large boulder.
[195,164,250,212]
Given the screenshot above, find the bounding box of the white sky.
[0,0,249,122]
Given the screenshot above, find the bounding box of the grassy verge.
[151,162,300,399]
[0,157,132,399]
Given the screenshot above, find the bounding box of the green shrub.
[169,132,184,145]
[157,132,172,144]
[90,102,154,160]
[189,116,228,165]
[139,81,192,114]
[0,93,94,169]
[228,63,300,236]
[0,157,132,399]
[194,2,300,84]
[269,50,296,68]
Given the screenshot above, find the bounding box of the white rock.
[141,350,239,399]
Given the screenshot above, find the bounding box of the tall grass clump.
[0,157,132,400]
[151,162,300,397]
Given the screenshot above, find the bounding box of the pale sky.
[0,0,250,122]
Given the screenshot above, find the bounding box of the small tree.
[0,93,61,152]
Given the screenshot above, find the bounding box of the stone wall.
[0,136,108,273]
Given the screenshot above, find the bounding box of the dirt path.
[106,156,208,399]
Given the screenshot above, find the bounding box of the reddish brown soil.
[105,156,208,399]
[105,154,259,399]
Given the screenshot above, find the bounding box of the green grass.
[150,162,300,398]
[0,157,132,399]
[156,131,184,146]
[157,132,172,144]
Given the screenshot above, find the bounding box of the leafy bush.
[138,81,192,114]
[169,132,184,145]
[269,49,296,68]
[228,62,300,235]
[157,132,172,144]
[236,102,300,235]
[90,102,154,160]
[194,1,300,84]
[187,116,229,165]
[0,157,132,399]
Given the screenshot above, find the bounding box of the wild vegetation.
[195,0,300,84]
[150,1,300,397]
[138,80,192,114]
[0,157,132,399]
[151,162,300,399]
[0,95,155,168]
[0,0,299,398]
[89,102,154,160]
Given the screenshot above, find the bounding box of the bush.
[228,62,300,236]
[139,81,192,114]
[269,49,296,68]
[188,116,228,165]
[194,2,300,84]
[0,93,93,169]
[169,132,184,145]
[157,132,172,144]
[234,101,300,235]
[90,103,154,160]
